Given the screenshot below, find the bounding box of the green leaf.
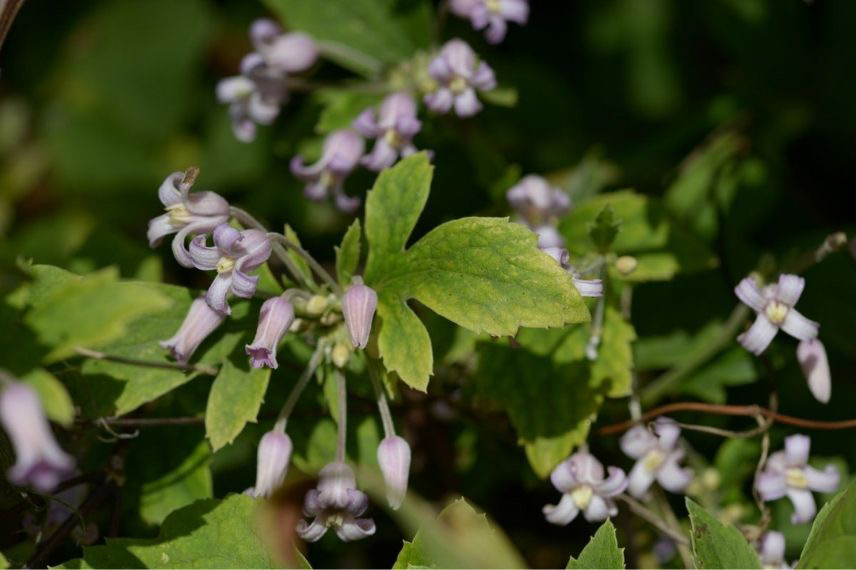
[365,154,589,390]
[681,348,757,404]
[686,498,761,569]
[475,342,606,478]
[57,495,276,569]
[205,360,271,451]
[284,224,315,287]
[315,89,384,134]
[589,205,620,253]
[21,368,75,427]
[24,265,171,361]
[567,520,625,569]
[479,86,518,107]
[798,478,856,569]
[335,218,362,286]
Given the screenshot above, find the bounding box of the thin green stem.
[368,359,395,438]
[268,233,341,294]
[74,347,218,376]
[335,369,347,463]
[277,347,324,429]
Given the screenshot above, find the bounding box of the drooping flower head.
[342,281,378,349]
[424,39,496,117]
[796,338,831,404]
[290,129,365,213]
[449,0,529,44]
[160,296,226,364]
[543,451,627,525]
[0,383,74,492]
[353,92,422,171]
[756,434,839,524]
[245,295,295,369]
[296,461,376,542]
[188,224,272,315]
[377,435,411,510]
[506,175,571,228]
[620,417,693,498]
[246,428,293,499]
[147,170,230,268]
[757,531,792,569]
[734,274,819,355]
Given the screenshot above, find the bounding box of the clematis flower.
[249,19,318,74]
[290,129,365,213]
[0,383,74,492]
[147,170,230,268]
[757,531,792,569]
[620,417,693,497]
[296,461,376,542]
[756,434,839,524]
[543,451,627,525]
[734,274,819,355]
[424,39,496,117]
[449,0,529,44]
[507,175,570,228]
[377,435,411,510]
[246,428,293,498]
[188,224,272,315]
[342,281,378,349]
[542,247,603,298]
[160,296,226,364]
[797,338,831,404]
[353,92,422,171]
[245,295,295,369]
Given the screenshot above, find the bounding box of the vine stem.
[335,369,347,463]
[368,359,396,438]
[267,233,341,295]
[74,347,218,376]
[276,347,324,429]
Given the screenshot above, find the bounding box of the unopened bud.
[615,255,638,275]
[245,296,294,369]
[306,295,329,316]
[377,435,411,510]
[250,429,293,498]
[160,297,225,364]
[331,341,351,368]
[797,338,831,404]
[342,283,378,349]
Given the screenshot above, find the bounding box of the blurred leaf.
[714,438,761,503]
[57,495,275,569]
[365,154,589,390]
[566,519,624,569]
[686,498,760,569]
[314,90,384,134]
[589,205,620,253]
[205,360,271,452]
[798,478,856,569]
[681,347,756,404]
[21,368,74,427]
[284,224,315,288]
[480,86,518,108]
[292,418,337,473]
[335,218,362,285]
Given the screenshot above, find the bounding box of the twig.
[0,0,24,52]
[616,494,689,546]
[85,416,204,427]
[74,347,218,376]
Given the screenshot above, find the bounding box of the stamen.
[571,485,594,510]
[642,449,665,472]
[216,256,235,274]
[166,203,192,225]
[449,76,468,94]
[785,468,809,489]
[764,301,789,325]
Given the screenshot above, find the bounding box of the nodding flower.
[424,39,496,118]
[377,435,411,510]
[507,175,570,228]
[620,417,693,498]
[296,461,376,542]
[246,428,293,499]
[246,295,295,369]
[160,296,226,364]
[543,451,627,525]
[756,531,791,569]
[797,338,831,404]
[290,129,365,213]
[341,281,378,349]
[449,0,529,44]
[353,92,423,172]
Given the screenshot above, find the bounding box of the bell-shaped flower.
[246,428,293,498]
[377,435,411,510]
[507,175,570,228]
[246,296,295,369]
[147,171,230,268]
[188,224,272,315]
[296,461,376,542]
[757,531,792,569]
[621,417,693,497]
[342,282,378,349]
[424,39,496,117]
[543,451,627,525]
[353,92,422,171]
[450,0,529,44]
[734,274,819,355]
[290,129,365,213]
[797,338,831,404]
[756,434,839,524]
[160,296,226,364]
[0,383,74,492]
[542,247,603,298]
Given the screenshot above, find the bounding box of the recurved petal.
[627,460,656,498]
[542,493,579,526]
[805,465,839,493]
[797,339,831,404]
[216,76,254,104]
[157,172,184,206]
[620,425,657,459]
[596,467,629,497]
[549,458,579,493]
[484,16,508,44]
[353,109,380,137]
[454,88,482,117]
[335,517,376,542]
[188,236,221,270]
[656,458,693,494]
[781,309,819,342]
[206,274,234,315]
[501,0,530,23]
[756,471,787,501]
[784,434,811,467]
[296,517,327,542]
[147,213,176,247]
[776,274,805,306]
[424,89,454,114]
[738,314,779,355]
[582,494,610,522]
[572,277,603,298]
[735,277,766,312]
[786,488,817,524]
[231,267,260,299]
[652,417,682,450]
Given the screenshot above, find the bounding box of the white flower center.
[571,485,594,510]
[319,170,334,189]
[166,203,192,225]
[642,449,665,472]
[449,76,468,94]
[485,0,502,14]
[764,301,789,325]
[216,256,235,274]
[325,512,344,528]
[785,467,808,489]
[384,128,405,148]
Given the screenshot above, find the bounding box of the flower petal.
[797,339,831,404]
[231,268,260,299]
[595,467,629,497]
[549,459,579,493]
[734,277,766,312]
[627,459,656,498]
[781,309,819,342]
[158,172,184,206]
[542,493,579,526]
[784,434,810,467]
[296,517,327,542]
[454,88,482,117]
[620,425,657,459]
[582,494,610,522]
[188,236,221,270]
[147,213,176,247]
[572,277,603,298]
[652,417,682,450]
[776,274,805,306]
[756,471,787,501]
[786,488,817,524]
[206,274,233,315]
[738,314,779,355]
[656,458,693,494]
[335,517,376,542]
[805,465,839,493]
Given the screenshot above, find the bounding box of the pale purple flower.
[734,274,819,355]
[542,247,603,298]
[353,92,422,171]
[246,428,293,498]
[621,417,693,498]
[797,338,831,404]
[757,531,792,569]
[507,175,571,228]
[290,129,365,213]
[342,282,378,349]
[377,435,411,510]
[424,39,496,117]
[245,296,294,369]
[147,171,230,268]
[543,451,627,525]
[449,0,529,44]
[188,224,272,315]
[0,383,74,492]
[296,461,376,542]
[249,20,318,74]
[160,296,226,364]
[756,434,839,524]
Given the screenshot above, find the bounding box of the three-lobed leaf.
[686,498,761,569]
[567,520,625,569]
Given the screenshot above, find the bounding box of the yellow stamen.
[764,301,789,325]
[166,203,192,225]
[571,485,593,510]
[383,129,405,148]
[642,449,665,472]
[485,0,502,13]
[449,76,468,94]
[216,256,235,274]
[786,468,808,489]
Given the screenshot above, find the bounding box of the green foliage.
[315,90,384,134]
[686,498,761,569]
[335,218,362,286]
[364,154,589,390]
[589,205,621,253]
[798,478,856,569]
[566,520,624,569]
[20,368,75,426]
[205,361,271,451]
[57,495,275,569]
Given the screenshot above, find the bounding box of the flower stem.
[368,359,396,438]
[74,347,219,376]
[268,233,342,295]
[277,346,324,430]
[585,264,607,360]
[335,369,347,463]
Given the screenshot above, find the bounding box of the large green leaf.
[567,520,625,569]
[205,360,271,452]
[798,478,856,569]
[364,154,589,390]
[57,495,276,569]
[686,498,761,569]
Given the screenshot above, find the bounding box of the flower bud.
[797,338,831,404]
[265,32,318,73]
[306,295,329,316]
[250,429,293,498]
[331,341,351,368]
[246,296,295,369]
[160,297,225,364]
[0,383,74,491]
[615,255,638,276]
[377,435,411,510]
[342,283,378,349]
